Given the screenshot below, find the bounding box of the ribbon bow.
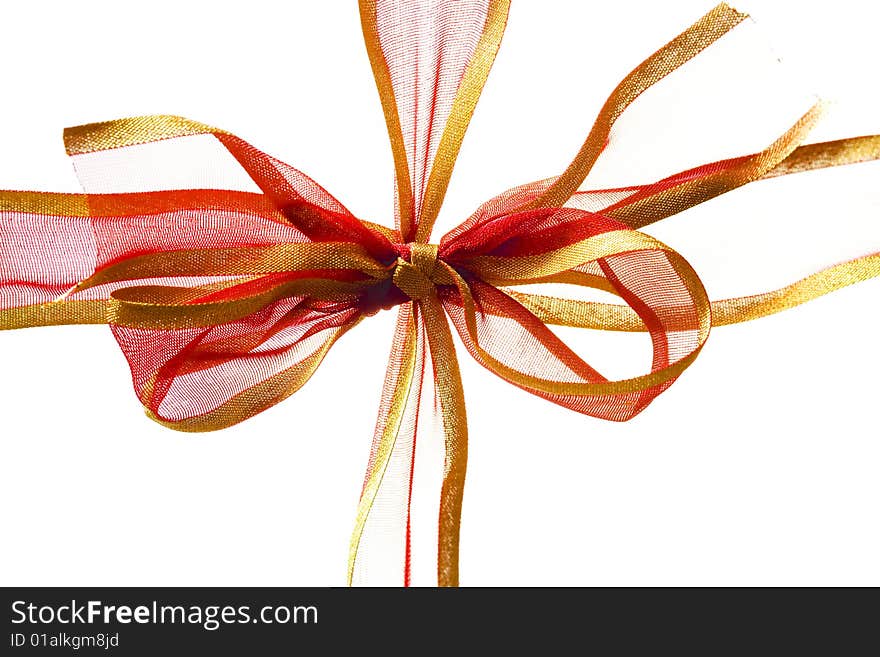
[1,1,878,586]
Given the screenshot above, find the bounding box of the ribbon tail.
[348,303,426,586]
[507,253,880,332]
[523,3,749,211]
[359,0,510,241]
[762,135,880,179]
[349,294,470,587]
[420,293,468,587]
[603,101,825,228]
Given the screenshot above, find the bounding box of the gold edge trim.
[762,134,880,179]
[360,0,416,238]
[63,115,226,155]
[420,294,468,587]
[0,191,90,216]
[0,300,108,330]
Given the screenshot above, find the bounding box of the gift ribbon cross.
[1,2,878,586]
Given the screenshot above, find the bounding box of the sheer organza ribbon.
[1,2,878,586]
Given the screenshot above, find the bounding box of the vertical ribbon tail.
[349,303,426,586]
[350,294,467,586]
[359,0,511,241]
[420,293,468,587]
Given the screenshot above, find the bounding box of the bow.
[1,1,878,586]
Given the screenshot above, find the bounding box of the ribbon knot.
[392,243,449,300]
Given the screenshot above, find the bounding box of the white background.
[1,1,878,586]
